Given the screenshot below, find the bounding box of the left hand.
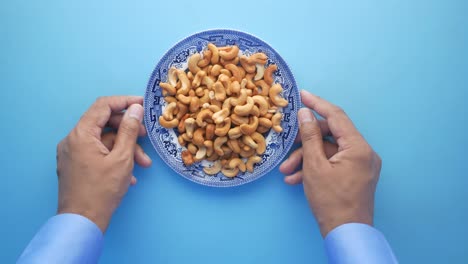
[56,96,152,232]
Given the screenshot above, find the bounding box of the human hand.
[280,90,382,237]
[56,96,152,232]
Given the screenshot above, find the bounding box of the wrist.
[318,212,373,237]
[57,206,110,233]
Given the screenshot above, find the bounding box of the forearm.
[325,223,397,264]
[18,213,103,264]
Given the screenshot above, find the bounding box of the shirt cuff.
[18,213,103,264]
[324,223,398,264]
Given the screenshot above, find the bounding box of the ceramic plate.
[144,29,300,187]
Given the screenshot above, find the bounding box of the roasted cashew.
[208,104,221,113]
[199,89,210,104]
[240,148,256,158]
[250,53,268,65]
[214,81,226,101]
[258,117,272,128]
[164,96,177,104]
[227,139,242,154]
[196,108,213,127]
[228,126,242,139]
[193,128,205,146]
[272,112,283,133]
[246,156,262,172]
[187,143,198,155]
[221,167,239,178]
[230,80,241,95]
[234,97,254,116]
[188,53,201,74]
[195,87,204,97]
[231,86,248,106]
[240,116,259,135]
[212,108,229,124]
[206,153,219,161]
[210,64,222,77]
[254,80,270,96]
[250,105,260,117]
[219,46,239,60]
[168,67,179,86]
[257,125,270,134]
[214,136,228,156]
[178,135,186,146]
[252,95,268,116]
[269,84,289,107]
[254,64,265,81]
[181,150,195,166]
[231,114,249,126]
[159,116,179,128]
[242,135,258,149]
[240,55,256,73]
[187,71,194,82]
[177,93,191,105]
[204,140,214,156]
[219,69,232,77]
[207,43,219,64]
[224,64,242,82]
[251,132,266,155]
[202,75,215,89]
[198,50,212,68]
[203,160,221,175]
[215,117,231,137]
[228,158,246,173]
[221,146,232,157]
[181,133,192,143]
[189,96,200,113]
[176,70,191,95]
[220,57,239,67]
[264,64,277,85]
[222,97,233,111]
[162,102,177,121]
[192,70,206,88]
[159,82,176,96]
[184,117,195,138]
[178,113,190,133]
[205,124,215,140]
[195,146,207,161]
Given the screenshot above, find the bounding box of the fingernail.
[144,152,152,163]
[298,108,315,125]
[127,104,144,122]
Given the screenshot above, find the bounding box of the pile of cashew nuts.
[158,43,288,178]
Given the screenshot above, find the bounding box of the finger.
[298,108,327,168]
[301,90,361,147]
[323,141,339,159]
[108,113,147,137]
[112,104,144,158]
[279,148,303,175]
[79,96,143,138]
[284,170,303,185]
[294,119,330,144]
[130,176,137,185]
[135,144,152,167]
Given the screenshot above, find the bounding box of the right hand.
[280,90,382,237]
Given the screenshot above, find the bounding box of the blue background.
[1,0,467,263]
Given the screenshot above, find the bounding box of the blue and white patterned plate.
[144,29,300,187]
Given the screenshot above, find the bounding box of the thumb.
[298,108,327,167]
[113,104,144,157]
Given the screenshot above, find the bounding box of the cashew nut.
[214,136,228,156]
[159,116,179,128]
[252,95,269,116]
[205,124,215,140]
[189,96,200,113]
[196,108,213,127]
[159,82,176,96]
[210,64,222,77]
[203,160,221,175]
[188,53,201,74]
[240,116,259,135]
[250,53,268,65]
[228,126,242,139]
[234,96,254,116]
[193,128,205,146]
[228,158,246,172]
[254,64,265,81]
[251,132,266,155]
[192,70,206,88]
[162,102,177,121]
[258,117,272,128]
[264,64,277,85]
[227,139,242,154]
[202,75,215,89]
[195,146,207,161]
[221,167,239,178]
[187,143,198,155]
[215,117,231,137]
[212,108,229,124]
[219,45,239,61]
[272,112,283,133]
[269,84,289,107]
[207,43,219,64]
[225,64,242,82]
[246,156,262,172]
[176,70,191,95]
[198,50,212,68]
[231,114,249,126]
[181,150,195,166]
[242,135,258,149]
[168,67,179,86]
[213,81,226,101]
[184,117,196,138]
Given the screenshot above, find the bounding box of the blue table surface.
[1,0,467,263]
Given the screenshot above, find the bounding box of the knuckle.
[301,127,321,142]
[119,121,139,137]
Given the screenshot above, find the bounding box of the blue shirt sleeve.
[17,213,103,264]
[324,223,398,264]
